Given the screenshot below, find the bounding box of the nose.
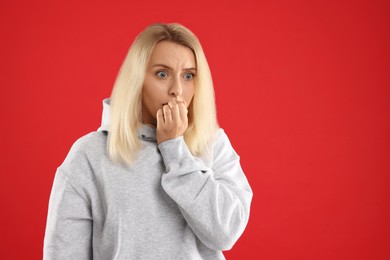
[168,77,183,97]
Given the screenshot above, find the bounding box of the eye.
[156,71,168,78]
[184,72,195,80]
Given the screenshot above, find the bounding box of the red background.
[1,0,389,259]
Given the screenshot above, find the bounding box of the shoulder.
[69,131,107,155]
[54,131,108,204]
[212,128,234,150]
[215,128,228,142]
[64,131,107,162]
[58,131,108,181]
[211,128,239,164]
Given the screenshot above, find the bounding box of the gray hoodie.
[43,98,253,260]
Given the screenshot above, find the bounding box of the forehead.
[149,41,196,68]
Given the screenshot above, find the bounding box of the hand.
[156,101,188,144]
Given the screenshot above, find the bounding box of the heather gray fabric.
[43,98,253,260]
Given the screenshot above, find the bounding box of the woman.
[44,23,253,259]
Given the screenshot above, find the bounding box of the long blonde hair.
[108,23,219,165]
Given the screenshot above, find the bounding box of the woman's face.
[142,41,196,126]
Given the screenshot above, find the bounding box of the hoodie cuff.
[157,136,202,174]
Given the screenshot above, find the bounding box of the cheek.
[143,85,164,109]
[185,86,195,103]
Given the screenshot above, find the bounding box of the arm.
[158,130,253,251]
[43,169,92,259]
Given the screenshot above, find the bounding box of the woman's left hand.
[156,101,188,144]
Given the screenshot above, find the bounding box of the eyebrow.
[152,64,197,71]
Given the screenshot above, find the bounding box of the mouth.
[162,101,185,107]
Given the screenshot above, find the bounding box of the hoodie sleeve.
[158,129,253,251]
[43,169,92,259]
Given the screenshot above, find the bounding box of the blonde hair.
[108,23,219,165]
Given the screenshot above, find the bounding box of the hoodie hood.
[97,98,111,132]
[97,98,157,142]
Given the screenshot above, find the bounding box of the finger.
[178,101,188,123]
[163,104,172,124]
[156,108,164,127]
[169,101,180,123]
